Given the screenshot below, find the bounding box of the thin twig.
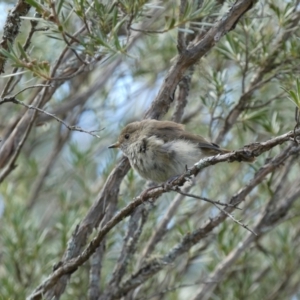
[0,102,39,183]
[49,1,86,65]
[294,107,300,144]
[130,27,169,34]
[0,84,51,100]
[213,203,257,235]
[173,187,241,209]
[50,25,86,78]
[1,94,102,138]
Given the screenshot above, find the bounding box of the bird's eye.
[124,134,130,139]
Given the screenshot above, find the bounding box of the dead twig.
[1,92,102,138]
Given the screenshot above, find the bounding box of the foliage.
[0,0,300,299]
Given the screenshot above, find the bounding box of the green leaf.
[113,33,122,51]
[57,0,65,15]
[25,0,42,10]
[282,82,300,109]
[17,42,29,61]
[167,17,176,30]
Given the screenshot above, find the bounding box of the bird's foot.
[162,174,190,191]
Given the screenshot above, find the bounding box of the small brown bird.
[109,119,232,183]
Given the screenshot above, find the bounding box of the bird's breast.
[126,137,204,182]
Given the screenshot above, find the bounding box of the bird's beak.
[108,142,120,149]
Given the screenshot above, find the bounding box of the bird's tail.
[219,147,255,162]
[213,144,255,162]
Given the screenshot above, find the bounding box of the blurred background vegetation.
[1,0,300,299]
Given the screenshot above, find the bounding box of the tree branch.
[145,0,256,119]
[0,0,31,73]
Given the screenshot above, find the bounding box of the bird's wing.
[144,120,184,142]
[177,131,230,154]
[144,120,229,154]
